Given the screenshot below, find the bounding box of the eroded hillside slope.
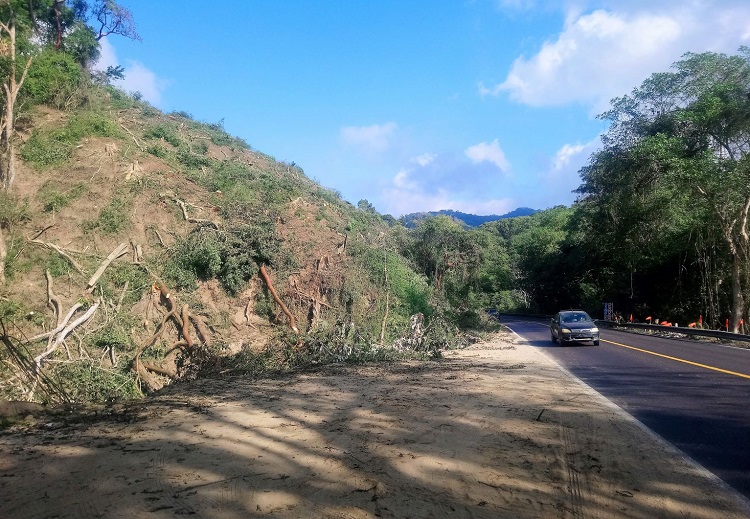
[0,90,436,404]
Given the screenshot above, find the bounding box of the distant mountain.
[399,207,538,228]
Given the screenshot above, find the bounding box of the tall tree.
[578,48,750,330]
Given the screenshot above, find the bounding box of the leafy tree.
[91,0,140,42]
[577,48,750,329]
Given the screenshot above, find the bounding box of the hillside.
[0,87,463,404]
[400,207,538,228]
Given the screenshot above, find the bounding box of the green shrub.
[45,251,72,278]
[143,124,181,147]
[193,141,209,155]
[0,192,30,227]
[20,132,73,168]
[101,263,152,307]
[205,119,249,149]
[23,50,83,107]
[177,148,212,170]
[90,323,132,351]
[146,144,169,158]
[65,111,121,140]
[165,221,279,294]
[105,86,135,109]
[170,110,194,120]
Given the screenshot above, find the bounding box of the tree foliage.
[573,47,750,328]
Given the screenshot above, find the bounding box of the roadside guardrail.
[595,320,750,343]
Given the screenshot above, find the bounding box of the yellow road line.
[602,339,750,380]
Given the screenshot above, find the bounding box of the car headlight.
[591,327,599,333]
[561,328,571,333]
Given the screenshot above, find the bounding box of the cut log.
[259,264,298,333]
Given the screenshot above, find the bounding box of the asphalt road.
[499,316,750,501]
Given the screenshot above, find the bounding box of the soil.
[1,332,748,519]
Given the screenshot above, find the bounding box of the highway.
[499,316,750,500]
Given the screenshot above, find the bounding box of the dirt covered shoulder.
[1,334,748,519]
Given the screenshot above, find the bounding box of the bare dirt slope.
[1,333,748,519]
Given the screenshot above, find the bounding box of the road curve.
[499,316,750,501]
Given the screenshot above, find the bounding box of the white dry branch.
[160,192,219,229]
[86,243,129,293]
[29,240,86,275]
[33,299,100,373]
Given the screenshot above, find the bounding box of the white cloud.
[94,38,167,107]
[340,122,397,155]
[553,142,587,171]
[464,139,511,172]
[382,185,514,218]
[485,1,750,112]
[540,136,601,206]
[379,152,516,216]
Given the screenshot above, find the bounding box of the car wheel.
[593,340,600,346]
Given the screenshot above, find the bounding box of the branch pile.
[133,279,213,392]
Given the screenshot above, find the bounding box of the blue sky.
[97,0,750,217]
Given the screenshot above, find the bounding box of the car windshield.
[561,312,590,323]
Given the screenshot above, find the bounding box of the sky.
[95,0,750,217]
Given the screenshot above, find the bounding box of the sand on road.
[1,333,749,518]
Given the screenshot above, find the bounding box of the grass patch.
[21,111,122,169]
[143,123,181,147]
[83,195,131,234]
[37,182,88,213]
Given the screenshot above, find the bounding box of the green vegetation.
[83,194,131,234]
[37,182,87,213]
[23,50,83,108]
[21,111,121,168]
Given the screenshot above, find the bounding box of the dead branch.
[0,228,5,285]
[150,227,167,247]
[259,264,299,333]
[180,304,194,348]
[0,332,69,403]
[28,225,54,241]
[115,280,129,313]
[141,360,177,378]
[160,193,219,229]
[29,240,86,275]
[244,300,252,322]
[130,240,143,263]
[189,313,212,345]
[45,270,62,327]
[118,122,145,151]
[33,300,100,372]
[86,242,129,293]
[134,356,161,392]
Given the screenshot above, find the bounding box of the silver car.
[550,310,600,345]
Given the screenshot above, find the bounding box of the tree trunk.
[0,226,7,284]
[731,252,743,333]
[0,18,32,190]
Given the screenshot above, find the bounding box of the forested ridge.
[0,1,748,406]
